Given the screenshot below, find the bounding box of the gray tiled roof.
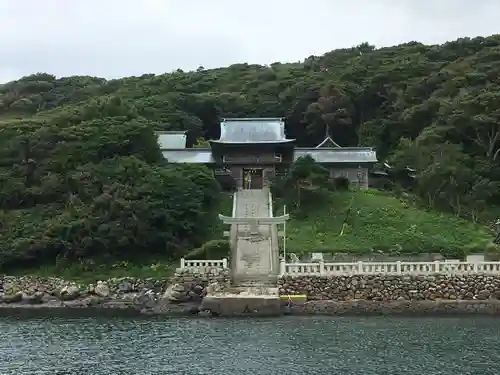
[316,136,341,148]
[214,118,293,143]
[161,148,377,164]
[295,148,377,163]
[157,131,187,149]
[162,149,214,163]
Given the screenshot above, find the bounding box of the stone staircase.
[230,188,279,296]
[199,187,285,315]
[236,274,279,286]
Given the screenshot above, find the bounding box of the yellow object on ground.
[279,295,307,302]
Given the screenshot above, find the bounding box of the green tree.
[272,156,330,211]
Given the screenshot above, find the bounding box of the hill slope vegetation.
[281,189,491,258]
[1,35,500,270]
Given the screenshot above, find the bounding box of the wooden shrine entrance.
[243,168,263,189]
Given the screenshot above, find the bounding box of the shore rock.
[60,285,80,300]
[1,292,23,304]
[0,268,231,313]
[94,281,111,297]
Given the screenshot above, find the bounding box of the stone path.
[232,189,277,293]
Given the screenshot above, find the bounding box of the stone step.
[235,273,274,280]
[235,281,277,288]
[234,273,277,280]
[225,285,279,297]
[234,275,278,288]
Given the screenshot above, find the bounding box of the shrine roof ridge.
[215,117,291,143]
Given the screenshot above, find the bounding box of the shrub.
[332,176,350,191]
[184,239,230,260]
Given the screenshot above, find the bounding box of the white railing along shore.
[180,258,228,270]
[179,258,500,275]
[280,260,500,275]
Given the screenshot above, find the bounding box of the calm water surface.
[1,315,499,375]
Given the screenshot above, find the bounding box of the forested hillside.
[1,35,499,269]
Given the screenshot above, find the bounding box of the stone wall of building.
[278,275,500,301]
[329,166,369,189]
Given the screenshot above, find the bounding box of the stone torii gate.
[218,214,289,236]
[219,214,289,284]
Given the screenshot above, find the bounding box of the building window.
[274,153,283,162]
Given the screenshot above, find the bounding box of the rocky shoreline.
[2,273,500,316]
[0,272,227,316]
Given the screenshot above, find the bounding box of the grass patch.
[7,257,177,284]
[278,189,493,257]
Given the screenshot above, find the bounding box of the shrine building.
[157,117,377,189]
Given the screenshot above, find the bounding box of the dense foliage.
[0,110,221,269]
[1,34,500,268]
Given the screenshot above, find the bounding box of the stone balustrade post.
[357,261,363,274]
[396,261,402,274]
[280,259,286,275]
[222,258,228,269]
[180,258,185,269]
[434,260,440,273]
[473,262,479,273]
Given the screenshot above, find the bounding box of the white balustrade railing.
[280,260,500,275]
[179,259,500,275]
[180,258,228,270]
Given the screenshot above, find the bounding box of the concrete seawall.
[3,299,500,317]
[285,300,500,316]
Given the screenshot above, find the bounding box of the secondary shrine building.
[158,118,377,189]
